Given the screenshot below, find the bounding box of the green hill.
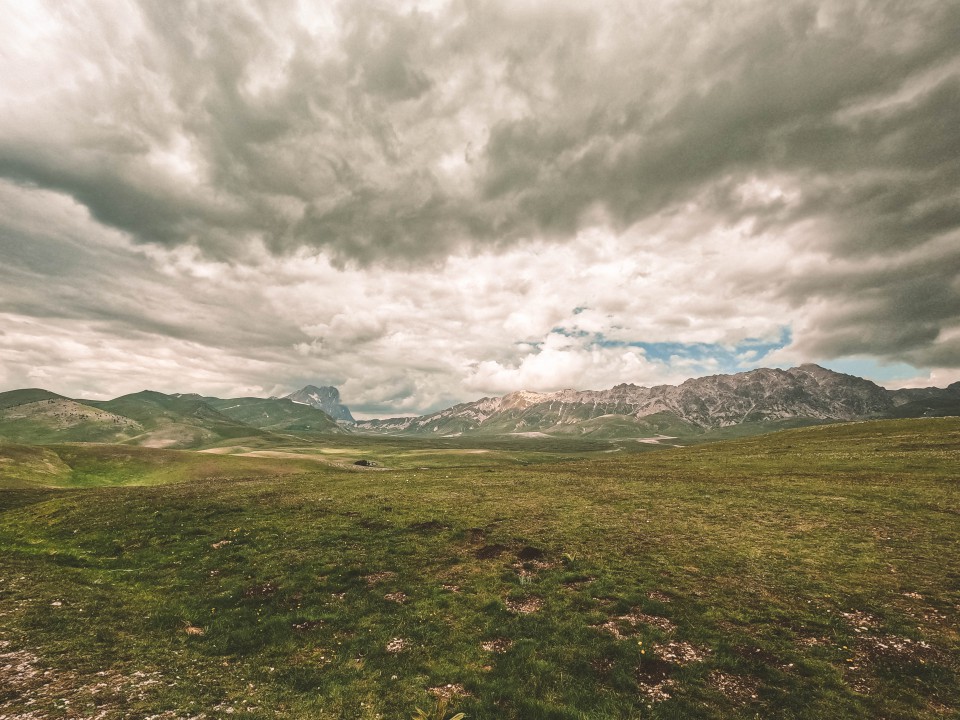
[0,389,143,445]
[0,388,66,410]
[205,396,342,434]
[82,391,272,449]
[0,418,957,718]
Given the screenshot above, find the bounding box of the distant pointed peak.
[794,363,829,372]
[293,384,339,396]
[283,384,353,422]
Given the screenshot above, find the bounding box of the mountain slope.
[205,396,343,434]
[0,389,142,444]
[356,364,942,438]
[283,385,354,423]
[889,382,960,418]
[81,391,270,449]
[0,388,65,410]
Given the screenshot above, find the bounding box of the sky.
[1,0,959,418]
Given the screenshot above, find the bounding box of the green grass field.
[0,418,958,719]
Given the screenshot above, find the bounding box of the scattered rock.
[597,611,676,638]
[353,459,378,467]
[621,611,676,634]
[292,620,323,631]
[243,582,278,598]
[654,640,709,665]
[797,636,829,648]
[591,657,615,673]
[505,596,543,614]
[839,610,880,631]
[384,592,407,604]
[636,656,675,704]
[481,638,513,653]
[709,671,759,702]
[364,571,396,586]
[428,683,471,699]
[385,637,408,653]
[648,590,672,603]
[211,539,232,549]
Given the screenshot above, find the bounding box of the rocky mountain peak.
[500,390,550,411]
[284,385,354,423]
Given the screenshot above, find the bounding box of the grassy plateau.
[0,418,957,719]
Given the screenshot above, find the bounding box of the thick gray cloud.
[1,0,959,409]
[5,1,957,263]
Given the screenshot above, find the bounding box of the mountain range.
[0,366,957,450]
[0,388,344,450]
[355,364,960,439]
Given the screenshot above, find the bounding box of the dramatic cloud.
[1,0,959,413]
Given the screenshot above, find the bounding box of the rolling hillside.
[0,441,324,489]
[0,389,142,444]
[0,418,956,718]
[80,391,273,449]
[205,396,342,434]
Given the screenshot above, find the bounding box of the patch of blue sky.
[550,326,793,375]
[815,358,923,385]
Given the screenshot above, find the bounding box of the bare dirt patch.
[597,611,676,638]
[622,611,676,634]
[0,640,168,718]
[385,637,409,653]
[709,671,759,702]
[384,592,408,604]
[516,546,546,561]
[428,683,471,699]
[364,571,396,586]
[839,610,880,632]
[480,638,512,653]
[243,581,278,598]
[635,656,675,704]
[292,620,323,631]
[654,640,710,665]
[475,544,509,560]
[464,527,486,544]
[505,596,543,614]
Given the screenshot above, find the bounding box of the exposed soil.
[505,596,543,614]
[363,571,396,586]
[428,683,471,699]
[480,638,513,653]
[475,544,509,560]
